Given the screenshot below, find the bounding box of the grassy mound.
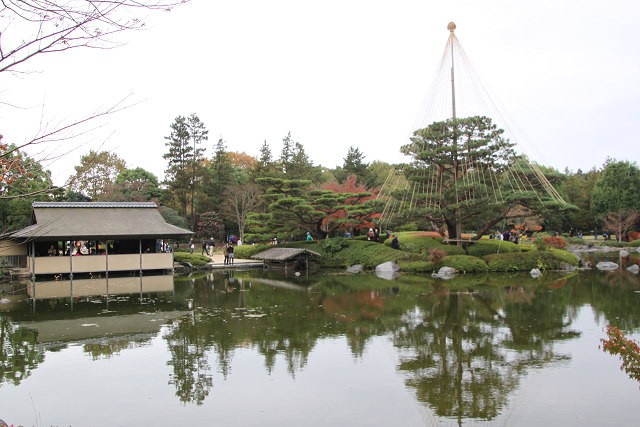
[383,232,465,256]
[174,252,211,266]
[464,239,521,257]
[286,238,410,268]
[442,255,489,273]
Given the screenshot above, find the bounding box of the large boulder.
[432,266,457,280]
[596,261,619,271]
[559,262,577,272]
[174,262,192,273]
[375,261,399,273]
[620,250,630,257]
[347,264,363,274]
[627,264,640,274]
[530,268,542,278]
[375,261,400,280]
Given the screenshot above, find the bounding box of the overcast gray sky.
[4,0,640,186]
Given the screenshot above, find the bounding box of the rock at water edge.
[596,261,619,271]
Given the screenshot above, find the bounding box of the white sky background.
[3,0,640,186]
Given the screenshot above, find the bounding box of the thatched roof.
[251,247,321,261]
[10,202,192,240]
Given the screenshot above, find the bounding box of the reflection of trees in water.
[393,284,577,422]
[163,274,400,404]
[579,268,640,330]
[0,316,45,386]
[84,339,151,360]
[164,312,214,406]
[165,271,620,414]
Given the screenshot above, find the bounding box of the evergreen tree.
[337,146,370,187]
[163,115,191,218]
[249,177,380,240]
[163,114,208,226]
[402,116,572,243]
[201,138,235,212]
[252,140,279,179]
[279,132,295,174]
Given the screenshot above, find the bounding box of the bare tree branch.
[0,0,189,74]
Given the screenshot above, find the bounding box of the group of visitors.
[222,243,235,265]
[200,237,215,256]
[490,230,519,244]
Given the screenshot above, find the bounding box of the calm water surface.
[1,251,640,426]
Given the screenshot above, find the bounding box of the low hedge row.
[233,244,271,259]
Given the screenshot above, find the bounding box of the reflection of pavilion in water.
[27,274,174,299]
[20,274,190,345]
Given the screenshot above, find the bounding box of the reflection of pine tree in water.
[393,288,576,421]
[0,316,45,386]
[584,268,640,330]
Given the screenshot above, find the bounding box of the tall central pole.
[449,22,457,120]
[448,22,463,246]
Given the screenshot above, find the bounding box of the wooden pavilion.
[2,202,192,279]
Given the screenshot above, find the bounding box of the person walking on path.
[208,237,214,256]
[391,235,400,250]
[227,243,234,265]
[201,240,207,255]
[306,232,313,241]
[189,238,194,254]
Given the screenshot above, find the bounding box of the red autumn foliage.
[320,175,379,231]
[0,135,29,186]
[542,236,568,250]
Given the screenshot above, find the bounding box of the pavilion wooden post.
[69,241,73,279]
[30,241,35,281]
[139,238,143,276]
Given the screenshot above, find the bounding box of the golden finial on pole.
[447,22,456,32]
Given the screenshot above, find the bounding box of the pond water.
[1,250,640,426]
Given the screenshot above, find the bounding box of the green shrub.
[233,244,271,259]
[441,255,488,273]
[532,232,554,240]
[173,252,211,266]
[566,237,588,245]
[322,237,349,254]
[484,251,572,272]
[465,239,520,257]
[397,260,436,272]
[630,240,640,248]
